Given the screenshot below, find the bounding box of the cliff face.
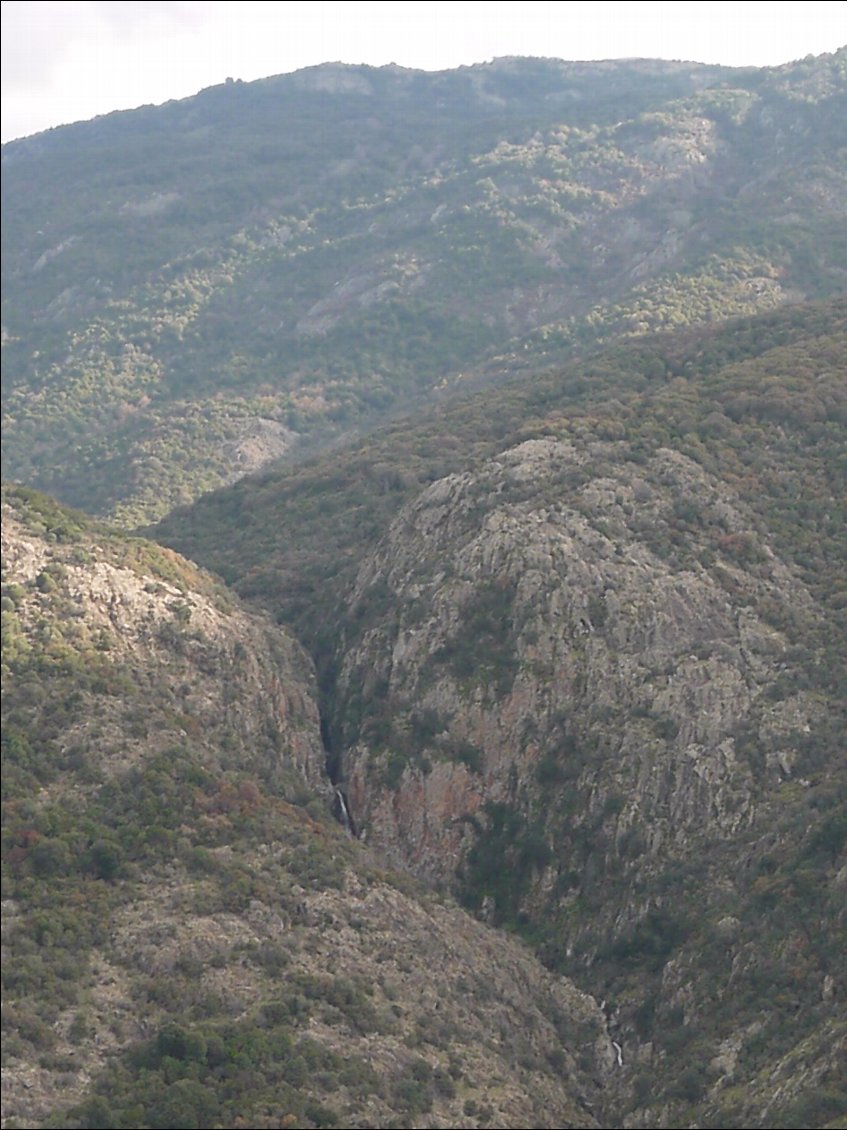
[144,292,845,1127]
[330,435,845,1125]
[337,435,817,884]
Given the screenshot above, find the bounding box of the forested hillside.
[3,51,845,524]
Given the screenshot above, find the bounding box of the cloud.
[1,1,76,86]
[0,1,207,94]
[1,1,222,140]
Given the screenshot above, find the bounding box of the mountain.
[3,52,846,525]
[155,297,847,1128]
[2,51,846,1130]
[1,485,614,1130]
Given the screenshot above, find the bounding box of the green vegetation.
[158,298,847,650]
[3,49,845,1130]
[154,297,846,1128]
[3,489,611,1130]
[4,53,845,524]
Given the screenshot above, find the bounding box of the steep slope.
[1,488,326,795]
[157,301,847,1127]
[3,51,846,524]
[1,487,615,1130]
[332,436,845,1126]
[3,46,845,1130]
[337,436,826,876]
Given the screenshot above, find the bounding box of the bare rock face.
[329,434,847,1124]
[220,415,296,480]
[335,436,820,900]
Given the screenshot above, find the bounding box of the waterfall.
[334,787,354,835]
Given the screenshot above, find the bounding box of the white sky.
[2,1,844,142]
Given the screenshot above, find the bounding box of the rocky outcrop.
[1,493,327,794]
[336,436,820,897]
[328,433,844,1124]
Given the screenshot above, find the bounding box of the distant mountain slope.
[3,51,845,524]
[1,486,613,1129]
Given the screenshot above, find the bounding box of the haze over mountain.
[2,52,845,1130]
[3,51,845,525]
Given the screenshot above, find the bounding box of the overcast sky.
[2,1,844,142]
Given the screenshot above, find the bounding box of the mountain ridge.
[154,296,846,1127]
[4,51,845,524]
